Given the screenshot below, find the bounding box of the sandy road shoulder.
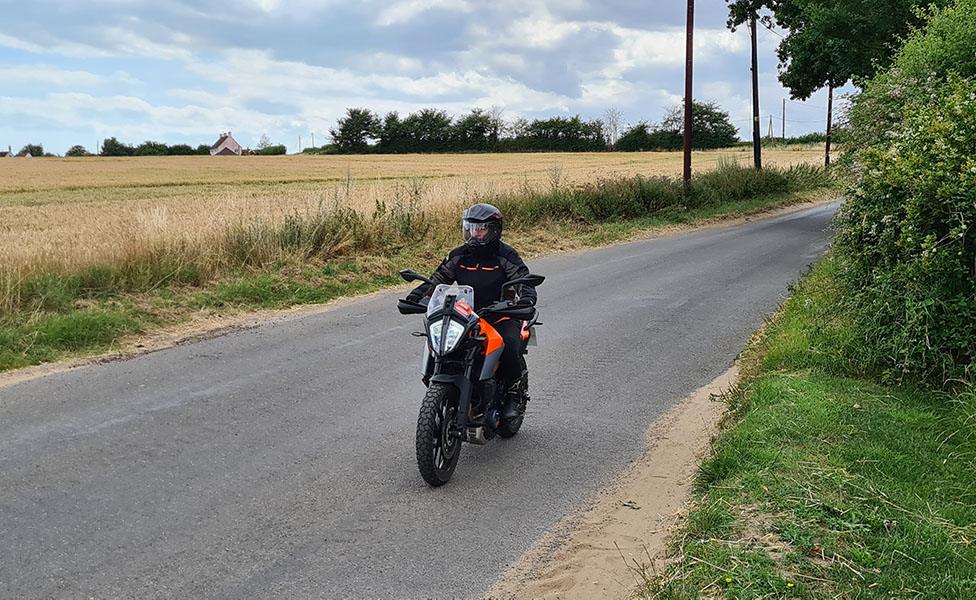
[486,366,738,600]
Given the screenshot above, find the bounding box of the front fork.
[426,347,498,440]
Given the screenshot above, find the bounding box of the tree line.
[314,101,740,154]
[21,100,753,157]
[89,136,286,156]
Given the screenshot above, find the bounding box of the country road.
[0,202,838,599]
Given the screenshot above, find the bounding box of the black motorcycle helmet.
[461,203,503,248]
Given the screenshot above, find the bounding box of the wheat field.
[0,148,823,277]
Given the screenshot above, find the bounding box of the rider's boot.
[501,380,522,419]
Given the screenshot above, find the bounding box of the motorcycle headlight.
[429,320,443,351]
[443,320,465,353]
[429,319,466,354]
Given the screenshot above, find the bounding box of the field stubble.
[0,149,833,371]
[1,148,822,280]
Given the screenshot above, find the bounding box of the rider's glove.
[515,298,535,307]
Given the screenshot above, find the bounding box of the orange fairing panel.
[480,319,504,355]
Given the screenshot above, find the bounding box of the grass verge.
[641,256,976,599]
[1,163,834,374]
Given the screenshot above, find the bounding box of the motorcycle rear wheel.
[416,383,462,486]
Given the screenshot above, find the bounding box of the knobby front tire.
[416,383,462,487]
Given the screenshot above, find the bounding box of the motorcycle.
[397,269,544,486]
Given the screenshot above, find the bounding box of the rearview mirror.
[399,269,434,285]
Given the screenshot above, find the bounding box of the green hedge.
[837,0,976,384]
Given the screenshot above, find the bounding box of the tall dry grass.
[0,149,824,278]
[0,150,828,315]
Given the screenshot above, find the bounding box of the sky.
[0,0,852,155]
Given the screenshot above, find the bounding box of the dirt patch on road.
[486,366,737,600]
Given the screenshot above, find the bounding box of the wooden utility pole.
[825,83,834,167]
[683,0,695,184]
[750,13,762,169]
[782,98,786,140]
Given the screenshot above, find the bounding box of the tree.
[21,144,44,157]
[255,144,287,155]
[401,108,453,152]
[194,144,211,155]
[257,134,272,150]
[167,144,194,155]
[661,101,738,149]
[488,105,505,144]
[101,137,135,156]
[378,111,407,152]
[506,117,530,140]
[330,108,381,153]
[603,107,623,147]
[65,145,91,157]
[726,0,949,99]
[451,109,494,151]
[134,140,169,156]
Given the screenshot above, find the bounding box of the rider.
[405,202,537,419]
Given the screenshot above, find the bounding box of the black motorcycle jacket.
[406,240,537,310]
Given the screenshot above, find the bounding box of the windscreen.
[426,284,475,318]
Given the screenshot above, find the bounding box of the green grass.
[0,306,150,371]
[0,164,835,374]
[642,257,976,599]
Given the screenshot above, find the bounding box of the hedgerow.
[836,0,976,384]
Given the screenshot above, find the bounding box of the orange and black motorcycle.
[397,269,544,486]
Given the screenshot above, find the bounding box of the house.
[0,145,12,158]
[15,149,32,158]
[210,132,242,156]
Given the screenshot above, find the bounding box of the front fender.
[429,373,467,391]
[429,373,473,429]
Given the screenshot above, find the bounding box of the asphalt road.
[0,202,838,599]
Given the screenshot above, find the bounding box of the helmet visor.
[462,219,500,246]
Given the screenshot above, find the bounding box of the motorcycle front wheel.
[416,383,462,486]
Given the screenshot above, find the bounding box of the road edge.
[0,196,834,390]
[485,365,739,600]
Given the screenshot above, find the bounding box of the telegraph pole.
[750,13,762,169]
[825,83,834,167]
[683,0,695,185]
[782,98,786,140]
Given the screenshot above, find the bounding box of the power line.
[758,20,785,38]
[787,99,829,110]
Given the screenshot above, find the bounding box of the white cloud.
[506,13,582,49]
[605,26,744,77]
[375,0,472,27]
[0,32,116,58]
[0,28,193,61]
[252,0,283,11]
[0,65,103,86]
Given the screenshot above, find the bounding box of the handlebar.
[479,301,536,320]
[397,299,427,314]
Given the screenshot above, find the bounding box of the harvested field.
[1,148,822,276]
